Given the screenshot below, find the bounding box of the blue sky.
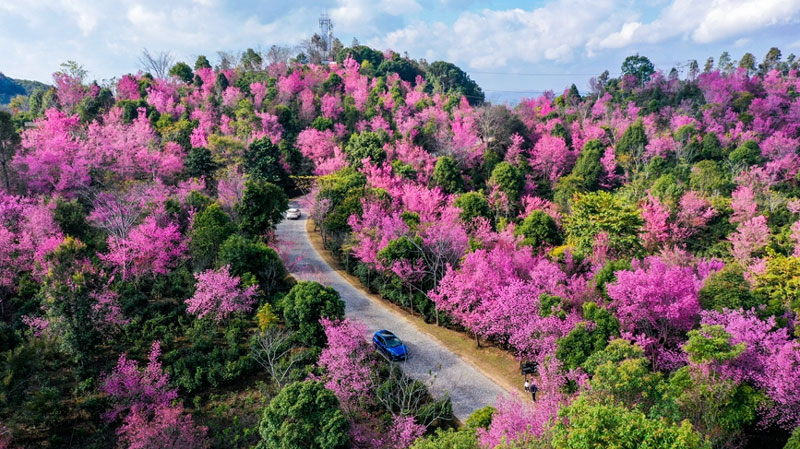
[2,0,800,102]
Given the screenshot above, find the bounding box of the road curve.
[276,200,507,421]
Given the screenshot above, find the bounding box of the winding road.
[276,200,507,421]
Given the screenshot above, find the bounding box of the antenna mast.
[319,12,334,62]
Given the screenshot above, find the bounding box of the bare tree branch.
[138,48,174,79]
[216,50,239,70]
[265,45,292,66]
[89,192,142,240]
[251,326,297,389]
[375,364,452,427]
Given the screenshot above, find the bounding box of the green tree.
[581,338,644,375]
[729,140,762,167]
[244,137,290,186]
[431,156,464,194]
[759,47,782,75]
[565,191,643,258]
[426,61,484,105]
[410,429,479,449]
[334,45,384,67]
[754,255,800,329]
[215,71,230,93]
[650,173,685,206]
[39,238,101,366]
[689,160,730,196]
[698,264,760,311]
[169,62,194,83]
[552,397,709,449]
[316,168,368,246]
[28,88,44,116]
[615,120,648,173]
[184,146,217,178]
[281,281,345,347]
[0,110,20,190]
[190,203,236,270]
[241,48,263,71]
[194,55,212,70]
[53,198,91,242]
[344,131,387,165]
[257,381,349,449]
[516,210,561,248]
[218,235,287,296]
[698,132,723,161]
[553,174,587,212]
[786,427,800,449]
[570,139,605,191]
[377,58,421,83]
[235,179,288,237]
[464,406,494,430]
[666,367,762,447]
[454,191,491,223]
[592,259,632,299]
[684,325,745,365]
[489,161,524,203]
[621,54,655,87]
[587,356,666,411]
[556,302,620,370]
[322,72,343,92]
[378,235,424,270]
[739,52,757,75]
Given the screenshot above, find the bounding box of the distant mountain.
[0,72,50,104]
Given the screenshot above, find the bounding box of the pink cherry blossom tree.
[116,404,209,449]
[530,134,575,186]
[102,341,209,448]
[185,265,258,321]
[101,216,186,280]
[607,256,723,369]
[101,341,178,422]
[14,108,90,194]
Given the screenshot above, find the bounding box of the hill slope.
[0,72,50,104]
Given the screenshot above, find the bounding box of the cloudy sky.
[2,0,800,101]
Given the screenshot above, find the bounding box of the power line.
[470,70,622,77]
[482,89,548,94]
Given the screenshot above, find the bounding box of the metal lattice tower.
[319,12,334,60]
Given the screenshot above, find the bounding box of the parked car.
[286,208,301,219]
[372,330,408,361]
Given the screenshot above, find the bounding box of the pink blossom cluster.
[185,265,258,321]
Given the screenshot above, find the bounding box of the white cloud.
[692,0,800,43]
[593,22,643,50]
[588,0,800,52]
[2,0,800,87]
[372,0,632,68]
[380,0,422,16]
[330,0,420,35]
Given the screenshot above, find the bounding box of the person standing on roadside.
[523,376,530,392]
[530,382,538,402]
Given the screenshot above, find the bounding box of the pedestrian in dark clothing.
[530,383,538,402]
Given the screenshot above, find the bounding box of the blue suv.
[372,330,408,361]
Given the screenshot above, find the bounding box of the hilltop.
[0,72,50,104]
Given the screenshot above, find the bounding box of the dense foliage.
[1,43,800,449]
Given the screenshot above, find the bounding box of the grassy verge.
[305,218,524,396]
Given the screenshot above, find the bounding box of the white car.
[286,208,301,219]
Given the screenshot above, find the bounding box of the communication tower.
[319,12,334,62]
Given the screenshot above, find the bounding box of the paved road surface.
[276,200,507,421]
